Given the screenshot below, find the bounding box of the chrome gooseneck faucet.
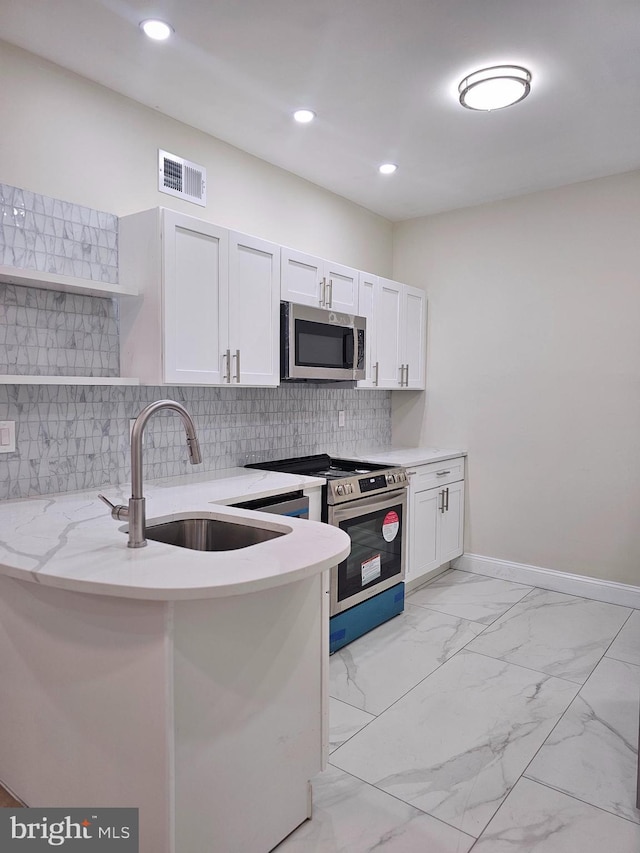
[99,400,202,548]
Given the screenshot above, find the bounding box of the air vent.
[158,149,206,207]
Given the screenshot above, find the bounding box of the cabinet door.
[162,210,228,384]
[439,480,465,564]
[228,232,280,386]
[324,261,359,313]
[375,277,403,388]
[407,486,441,582]
[402,285,427,390]
[357,271,378,388]
[281,248,323,307]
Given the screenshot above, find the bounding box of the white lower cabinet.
[406,459,465,585]
[119,208,280,386]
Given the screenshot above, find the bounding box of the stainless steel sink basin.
[143,516,286,551]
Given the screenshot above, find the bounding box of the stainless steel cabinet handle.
[445,486,450,511]
[405,363,409,386]
[320,277,326,307]
[327,278,333,308]
[223,348,231,383]
[374,361,379,386]
[436,470,451,477]
[399,365,404,386]
[440,489,445,513]
[233,349,240,382]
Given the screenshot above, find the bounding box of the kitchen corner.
[0,466,349,851]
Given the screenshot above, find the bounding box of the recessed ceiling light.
[293,109,316,124]
[379,163,398,175]
[140,19,174,41]
[458,65,531,111]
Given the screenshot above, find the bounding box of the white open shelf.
[0,266,139,298]
[0,376,139,386]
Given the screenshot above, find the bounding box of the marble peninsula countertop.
[353,446,467,468]
[0,467,350,602]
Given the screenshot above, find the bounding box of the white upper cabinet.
[281,248,359,313]
[119,209,279,386]
[228,232,280,386]
[163,210,228,385]
[358,276,427,390]
[402,284,427,390]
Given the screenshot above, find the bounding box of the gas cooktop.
[246,454,407,505]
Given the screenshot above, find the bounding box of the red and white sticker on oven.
[382,510,400,542]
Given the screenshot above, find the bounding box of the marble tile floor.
[276,569,640,852]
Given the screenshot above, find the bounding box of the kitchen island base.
[0,572,325,853]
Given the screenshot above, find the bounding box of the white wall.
[0,41,392,274]
[393,171,640,586]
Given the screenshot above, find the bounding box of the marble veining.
[409,569,533,625]
[466,588,631,683]
[0,183,118,284]
[0,282,119,377]
[328,699,375,753]
[0,384,391,500]
[0,468,350,600]
[606,609,640,666]
[330,650,579,837]
[330,601,485,715]
[274,765,476,852]
[525,655,640,824]
[473,777,640,852]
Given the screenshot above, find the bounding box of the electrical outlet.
[0,421,16,453]
[338,411,346,428]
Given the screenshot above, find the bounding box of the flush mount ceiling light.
[458,65,531,111]
[140,19,174,41]
[379,163,398,175]
[293,109,316,124]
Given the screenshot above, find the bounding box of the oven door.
[328,489,406,616]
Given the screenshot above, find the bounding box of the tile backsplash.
[0,183,118,283]
[0,384,391,500]
[0,283,119,377]
[0,185,392,500]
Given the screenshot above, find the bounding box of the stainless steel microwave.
[280,302,366,382]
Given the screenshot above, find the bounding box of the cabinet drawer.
[407,456,465,491]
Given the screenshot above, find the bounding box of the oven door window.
[336,503,403,602]
[295,319,354,369]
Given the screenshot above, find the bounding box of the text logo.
[0,809,138,851]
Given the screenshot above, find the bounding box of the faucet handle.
[98,493,129,520]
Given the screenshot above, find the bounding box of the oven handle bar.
[329,488,407,523]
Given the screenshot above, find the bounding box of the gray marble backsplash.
[0,384,392,500]
[0,183,118,283]
[0,283,119,377]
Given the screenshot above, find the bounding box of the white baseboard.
[454,553,640,610]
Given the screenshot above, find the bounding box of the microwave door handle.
[345,330,355,367]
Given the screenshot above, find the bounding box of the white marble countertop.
[352,446,467,468]
[0,468,350,602]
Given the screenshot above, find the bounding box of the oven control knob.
[386,474,394,484]
[336,485,345,496]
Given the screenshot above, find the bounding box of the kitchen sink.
[144,516,286,551]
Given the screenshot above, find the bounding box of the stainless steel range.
[246,454,408,652]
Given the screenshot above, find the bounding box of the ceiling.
[1,0,639,221]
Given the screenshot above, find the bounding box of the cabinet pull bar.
[224,348,231,383]
[234,349,241,382]
[374,361,379,386]
[399,365,404,386]
[320,277,326,307]
[327,278,333,308]
[445,486,449,511]
[440,489,445,513]
[436,470,451,477]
